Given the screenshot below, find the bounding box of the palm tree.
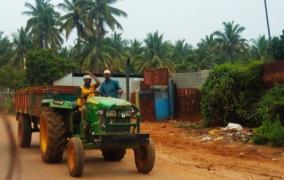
[58,0,87,55]
[138,31,176,72]
[82,0,127,39]
[79,37,111,71]
[0,32,13,66]
[79,0,127,70]
[23,0,63,49]
[197,34,222,64]
[12,27,31,69]
[251,35,270,61]
[214,21,248,62]
[172,40,192,63]
[104,33,128,73]
[127,39,145,73]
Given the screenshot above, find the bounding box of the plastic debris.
[199,124,253,144]
[201,136,212,142]
[208,129,219,136]
[223,123,243,131]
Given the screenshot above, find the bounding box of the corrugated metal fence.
[175,88,201,121]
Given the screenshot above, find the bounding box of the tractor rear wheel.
[18,114,32,148]
[102,148,126,161]
[67,137,84,177]
[40,108,65,163]
[134,138,155,174]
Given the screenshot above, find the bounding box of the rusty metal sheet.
[140,81,150,91]
[144,68,169,85]
[175,88,201,121]
[139,92,156,121]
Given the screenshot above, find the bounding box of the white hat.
[83,75,92,79]
[103,69,111,74]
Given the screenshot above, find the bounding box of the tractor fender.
[41,99,75,110]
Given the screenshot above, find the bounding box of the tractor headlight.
[106,110,116,117]
[96,110,104,116]
[124,110,131,117]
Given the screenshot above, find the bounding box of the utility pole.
[126,59,130,101]
[264,0,273,60]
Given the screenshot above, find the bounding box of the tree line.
[1,0,284,89]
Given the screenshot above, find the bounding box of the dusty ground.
[0,114,284,180]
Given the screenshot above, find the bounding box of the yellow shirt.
[77,84,99,107]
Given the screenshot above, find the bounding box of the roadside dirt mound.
[141,121,284,179]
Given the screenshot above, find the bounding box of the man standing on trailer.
[99,70,123,98]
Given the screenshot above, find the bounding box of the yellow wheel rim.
[67,143,76,171]
[40,116,48,154]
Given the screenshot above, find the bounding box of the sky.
[0,0,284,47]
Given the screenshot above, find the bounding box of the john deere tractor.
[15,86,155,177]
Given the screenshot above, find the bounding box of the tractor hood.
[87,96,132,109]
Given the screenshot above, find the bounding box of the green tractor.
[15,86,155,177]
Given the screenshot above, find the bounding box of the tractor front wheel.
[102,148,126,161]
[67,137,84,177]
[18,114,32,148]
[134,138,155,174]
[40,108,65,163]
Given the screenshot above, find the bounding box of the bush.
[253,85,284,146]
[26,49,76,85]
[0,65,27,89]
[201,61,264,127]
[257,85,284,125]
[253,119,284,146]
[0,95,14,113]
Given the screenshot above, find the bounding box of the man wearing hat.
[76,71,100,139]
[77,70,101,107]
[99,69,123,98]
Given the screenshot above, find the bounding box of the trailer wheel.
[18,114,32,148]
[40,108,65,163]
[134,138,155,174]
[102,148,126,161]
[67,137,84,177]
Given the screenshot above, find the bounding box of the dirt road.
[0,114,284,180]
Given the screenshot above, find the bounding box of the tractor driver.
[99,70,123,98]
[77,71,101,108]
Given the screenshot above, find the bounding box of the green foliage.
[257,85,284,125]
[272,30,284,60]
[213,21,248,62]
[0,66,27,90]
[3,0,284,80]
[137,31,176,72]
[26,49,76,85]
[23,0,63,49]
[253,120,284,146]
[201,61,264,127]
[251,35,271,62]
[12,27,32,68]
[0,32,13,66]
[253,85,284,146]
[0,95,14,113]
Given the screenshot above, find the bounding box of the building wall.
[170,70,209,89]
